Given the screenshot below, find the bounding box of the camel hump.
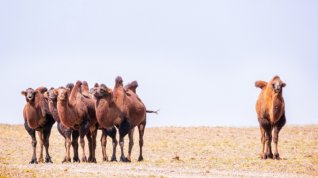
[36,86,48,94]
[124,81,138,93]
[66,83,74,91]
[255,81,267,89]
[115,76,123,87]
[81,81,90,97]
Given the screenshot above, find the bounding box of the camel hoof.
[29,159,38,164]
[45,157,53,163]
[120,156,131,162]
[264,152,273,159]
[73,157,80,163]
[62,158,71,163]
[103,157,108,162]
[82,156,87,162]
[138,156,144,162]
[274,153,280,160]
[89,158,97,163]
[38,158,44,163]
[111,156,117,162]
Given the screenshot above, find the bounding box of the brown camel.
[109,76,147,162]
[91,83,119,161]
[54,81,98,163]
[21,87,55,164]
[255,75,286,159]
[92,78,156,162]
[47,84,80,163]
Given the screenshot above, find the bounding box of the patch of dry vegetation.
[0,124,317,177]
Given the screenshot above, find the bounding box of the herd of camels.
[21,75,286,164]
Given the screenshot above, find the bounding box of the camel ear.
[255,81,267,89]
[94,83,99,87]
[282,82,286,87]
[21,91,27,96]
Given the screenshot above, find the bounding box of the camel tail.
[146,109,160,114]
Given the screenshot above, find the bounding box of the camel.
[47,84,80,163]
[79,81,118,162]
[92,77,147,162]
[54,81,98,163]
[84,82,118,162]
[21,87,55,164]
[255,75,286,160]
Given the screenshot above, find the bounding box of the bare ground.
[0,124,317,177]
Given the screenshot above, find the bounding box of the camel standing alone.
[255,76,286,159]
[21,87,55,164]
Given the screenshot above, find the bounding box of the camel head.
[92,83,112,99]
[21,88,38,102]
[270,76,286,94]
[54,87,70,101]
[47,88,57,101]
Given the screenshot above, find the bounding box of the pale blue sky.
[0,0,317,127]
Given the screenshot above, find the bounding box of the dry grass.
[0,124,317,177]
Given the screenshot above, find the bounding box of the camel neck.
[69,84,80,103]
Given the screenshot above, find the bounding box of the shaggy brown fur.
[255,75,286,160]
[21,87,55,164]
[54,81,97,163]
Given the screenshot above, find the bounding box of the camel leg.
[43,124,53,163]
[90,126,98,163]
[260,127,265,159]
[138,121,146,161]
[101,129,108,161]
[127,128,135,161]
[109,127,118,162]
[264,128,273,159]
[24,121,37,164]
[273,115,286,160]
[259,117,272,159]
[119,119,131,162]
[57,123,67,162]
[79,135,87,162]
[63,129,72,163]
[37,131,44,163]
[72,130,80,162]
[79,118,90,162]
[86,131,93,162]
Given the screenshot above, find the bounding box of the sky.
[0,0,317,127]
